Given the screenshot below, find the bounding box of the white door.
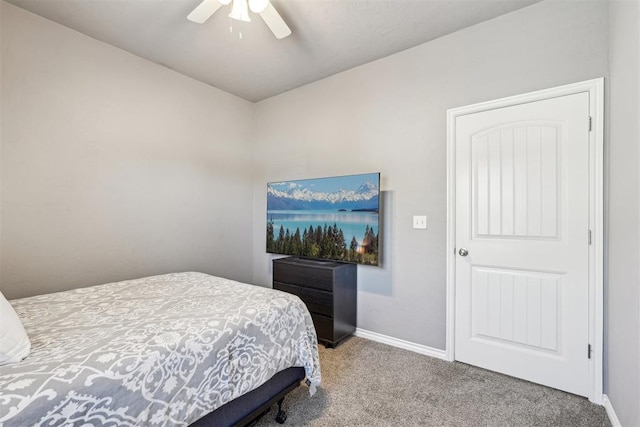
[454,92,591,396]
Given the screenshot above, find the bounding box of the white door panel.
[473,124,561,239]
[471,267,561,352]
[455,92,590,396]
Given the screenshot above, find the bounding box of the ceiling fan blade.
[187,0,223,24]
[259,3,291,39]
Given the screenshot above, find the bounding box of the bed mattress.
[0,272,321,426]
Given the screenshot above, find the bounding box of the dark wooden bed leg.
[275,397,287,424]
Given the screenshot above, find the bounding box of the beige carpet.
[255,336,610,427]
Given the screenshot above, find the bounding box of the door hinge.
[588,116,592,132]
[588,230,592,245]
[588,344,592,359]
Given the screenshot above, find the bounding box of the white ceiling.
[6,0,541,102]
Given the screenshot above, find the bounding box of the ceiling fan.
[188,0,291,39]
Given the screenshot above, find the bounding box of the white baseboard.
[354,328,448,360]
[603,395,622,427]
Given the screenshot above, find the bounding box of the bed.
[0,272,321,426]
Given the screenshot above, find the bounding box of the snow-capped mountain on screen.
[267,175,379,211]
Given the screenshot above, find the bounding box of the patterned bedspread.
[0,272,321,426]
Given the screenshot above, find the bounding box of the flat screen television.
[266,173,380,265]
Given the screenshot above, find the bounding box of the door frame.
[445,78,604,404]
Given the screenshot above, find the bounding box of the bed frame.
[189,367,306,427]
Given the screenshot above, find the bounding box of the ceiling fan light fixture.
[229,0,251,22]
[188,0,291,39]
[248,0,269,14]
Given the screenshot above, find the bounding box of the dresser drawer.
[310,313,333,343]
[274,281,333,317]
[273,262,333,292]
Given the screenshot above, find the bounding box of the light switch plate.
[413,215,427,229]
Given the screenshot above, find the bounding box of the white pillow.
[0,291,31,365]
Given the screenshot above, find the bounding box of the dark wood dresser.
[272,257,357,348]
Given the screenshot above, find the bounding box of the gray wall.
[251,0,608,350]
[0,3,255,299]
[606,0,640,425]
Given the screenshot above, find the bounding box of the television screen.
[266,173,380,265]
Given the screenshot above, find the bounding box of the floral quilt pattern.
[0,272,321,426]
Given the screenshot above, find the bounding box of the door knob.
[458,248,469,257]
